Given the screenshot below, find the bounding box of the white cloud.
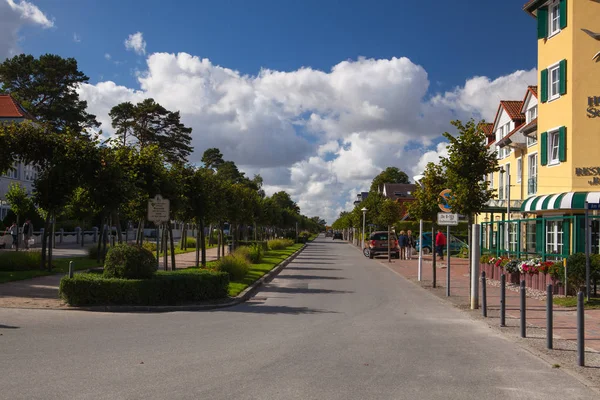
[124,32,146,55]
[78,52,536,223]
[0,0,53,60]
[73,33,81,43]
[104,53,111,60]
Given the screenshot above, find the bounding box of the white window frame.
[548,62,561,101]
[546,220,564,255]
[516,158,522,183]
[527,106,537,123]
[498,169,504,200]
[548,0,561,38]
[528,152,538,195]
[508,222,518,253]
[527,134,537,147]
[490,172,494,189]
[548,128,560,166]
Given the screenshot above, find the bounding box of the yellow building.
[480,0,600,259]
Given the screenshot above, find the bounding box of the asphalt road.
[0,236,597,399]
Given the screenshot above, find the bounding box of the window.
[549,130,560,165]
[3,163,18,179]
[516,158,522,183]
[526,222,537,254]
[546,220,564,255]
[549,64,560,101]
[490,172,494,189]
[528,153,538,195]
[527,106,537,123]
[508,222,518,253]
[504,122,511,136]
[527,134,537,147]
[549,1,561,36]
[498,171,504,200]
[23,164,37,182]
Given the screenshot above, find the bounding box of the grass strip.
[0,257,102,284]
[553,296,600,309]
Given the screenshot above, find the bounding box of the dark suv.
[333,232,343,240]
[367,231,399,259]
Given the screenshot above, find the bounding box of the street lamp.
[500,167,510,256]
[413,175,425,281]
[361,207,367,250]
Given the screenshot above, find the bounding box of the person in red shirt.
[435,229,447,261]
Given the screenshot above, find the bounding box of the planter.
[509,272,521,285]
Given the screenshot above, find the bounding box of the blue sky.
[4,0,539,222]
[23,0,536,92]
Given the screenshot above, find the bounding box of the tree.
[378,199,402,262]
[271,191,300,215]
[441,119,498,267]
[408,162,447,287]
[369,167,410,192]
[109,98,193,164]
[0,54,99,133]
[5,183,34,251]
[201,148,224,170]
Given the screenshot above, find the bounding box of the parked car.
[415,232,468,255]
[325,230,333,237]
[367,231,399,259]
[333,232,343,240]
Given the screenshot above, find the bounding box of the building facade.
[480,0,600,260]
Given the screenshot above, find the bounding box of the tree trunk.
[196,224,201,267]
[136,218,144,245]
[47,213,54,271]
[432,225,436,288]
[40,213,51,271]
[114,211,123,244]
[168,222,176,271]
[15,214,19,252]
[96,213,104,264]
[217,223,221,260]
[102,221,108,264]
[200,219,206,267]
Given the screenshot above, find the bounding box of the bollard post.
[68,261,74,278]
[482,271,487,317]
[577,291,585,367]
[520,280,526,338]
[500,274,506,327]
[93,227,98,243]
[470,224,481,310]
[547,284,553,349]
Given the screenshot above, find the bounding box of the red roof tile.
[528,86,537,97]
[0,94,29,118]
[500,101,525,122]
[479,123,494,137]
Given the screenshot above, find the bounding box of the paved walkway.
[0,246,222,309]
[365,248,600,353]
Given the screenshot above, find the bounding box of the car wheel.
[369,252,374,259]
[363,248,370,257]
[422,246,431,255]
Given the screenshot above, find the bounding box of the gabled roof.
[523,0,545,17]
[521,86,538,113]
[491,100,525,132]
[0,94,32,119]
[382,183,416,200]
[479,123,494,137]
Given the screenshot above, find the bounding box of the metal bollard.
[68,261,74,278]
[547,284,553,349]
[500,274,506,327]
[482,271,487,317]
[577,291,585,367]
[520,280,526,338]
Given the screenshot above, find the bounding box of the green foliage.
[214,254,250,281]
[5,182,34,221]
[377,199,402,227]
[0,251,42,271]
[87,245,111,260]
[103,244,157,280]
[248,244,264,263]
[59,270,229,306]
[0,54,99,133]
[184,237,196,248]
[369,166,409,192]
[142,241,157,252]
[268,238,294,250]
[235,241,268,251]
[408,162,446,223]
[233,246,251,262]
[441,119,498,220]
[202,148,224,170]
[562,253,600,293]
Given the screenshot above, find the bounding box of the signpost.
[438,189,452,213]
[148,195,170,270]
[437,213,459,226]
[438,212,458,297]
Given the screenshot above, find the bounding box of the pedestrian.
[406,230,415,260]
[22,219,33,249]
[5,222,18,249]
[435,229,446,261]
[398,230,408,260]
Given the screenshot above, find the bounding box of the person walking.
[435,229,447,261]
[398,230,408,260]
[406,230,415,260]
[22,219,33,249]
[5,222,18,249]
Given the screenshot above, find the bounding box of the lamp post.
[361,207,367,250]
[500,167,510,257]
[413,174,424,281]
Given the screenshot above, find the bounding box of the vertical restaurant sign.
[588,96,600,118]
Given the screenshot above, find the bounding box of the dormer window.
[527,106,537,123]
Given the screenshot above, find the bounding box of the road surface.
[0,236,596,399]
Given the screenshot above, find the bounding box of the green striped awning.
[521,192,600,212]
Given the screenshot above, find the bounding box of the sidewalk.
[0,246,220,309]
[375,252,600,353]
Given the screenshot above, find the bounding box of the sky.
[1,0,538,224]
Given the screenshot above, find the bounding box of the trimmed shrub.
[59,270,230,306]
[184,237,196,248]
[268,238,294,250]
[234,241,268,251]
[214,254,249,281]
[0,251,42,271]
[233,246,251,262]
[142,241,157,252]
[248,243,263,264]
[87,245,112,260]
[103,244,157,280]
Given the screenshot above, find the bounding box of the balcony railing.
[528,177,537,195]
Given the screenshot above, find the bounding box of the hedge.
[0,251,42,271]
[59,269,229,306]
[233,240,268,251]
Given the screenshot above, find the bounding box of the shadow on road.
[0,324,20,329]
[277,274,346,280]
[292,261,337,265]
[217,301,339,315]
[295,257,337,260]
[284,267,342,271]
[259,286,353,295]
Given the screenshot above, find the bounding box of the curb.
[54,244,307,313]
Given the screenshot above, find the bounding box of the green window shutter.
[559,126,566,162]
[540,69,548,103]
[540,132,548,166]
[559,59,567,95]
[537,7,548,39]
[536,218,544,256]
[562,219,570,256]
[560,0,567,29]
